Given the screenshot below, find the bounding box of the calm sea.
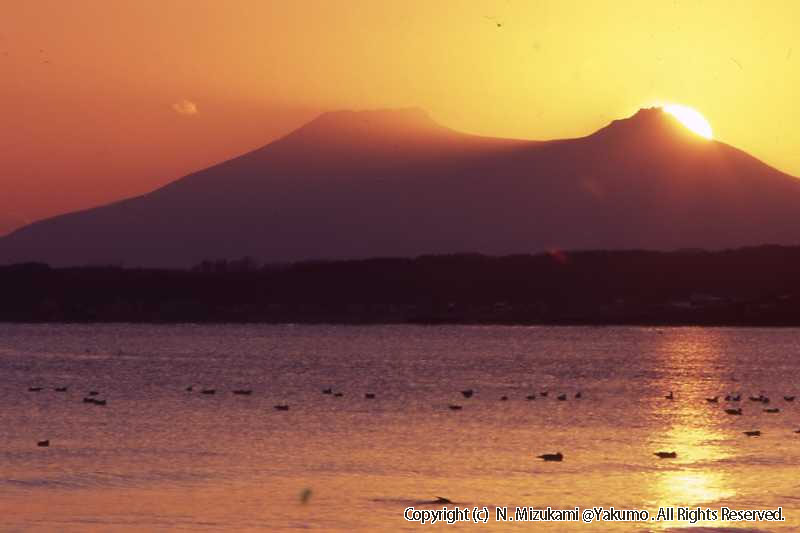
[1,324,799,532]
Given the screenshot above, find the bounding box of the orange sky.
[2,0,799,235]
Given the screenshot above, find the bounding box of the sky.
[2,0,799,235]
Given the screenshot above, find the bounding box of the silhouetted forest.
[3,245,800,325]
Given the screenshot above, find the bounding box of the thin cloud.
[172,99,198,116]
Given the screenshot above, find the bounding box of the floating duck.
[322,388,333,395]
[763,407,780,413]
[540,391,549,397]
[654,451,677,459]
[575,392,582,399]
[665,392,674,400]
[500,395,508,401]
[537,452,563,462]
[433,496,452,504]
[273,404,289,411]
[364,393,375,399]
[232,389,252,395]
[743,430,761,437]
[28,387,42,392]
[83,397,106,405]
[333,392,344,397]
[37,440,50,447]
[461,389,474,398]
[201,389,216,395]
[186,386,193,392]
[557,394,567,401]
[54,387,68,392]
[525,394,536,400]
[784,396,795,402]
[724,408,743,415]
[706,396,719,403]
[448,404,463,411]
[87,391,99,396]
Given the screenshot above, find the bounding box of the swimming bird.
[54,387,68,392]
[540,391,549,397]
[434,496,452,504]
[724,408,742,415]
[83,397,106,405]
[500,395,508,401]
[37,440,50,447]
[795,429,800,434]
[706,396,719,403]
[743,430,761,437]
[557,393,567,401]
[232,389,252,395]
[784,396,795,402]
[201,389,216,395]
[525,394,536,400]
[333,392,344,397]
[665,391,674,400]
[322,388,332,395]
[575,392,582,399]
[461,389,474,398]
[28,387,42,392]
[88,391,99,396]
[537,452,563,462]
[448,404,463,411]
[764,407,779,413]
[364,393,375,399]
[273,404,289,411]
[654,451,677,459]
[185,386,194,392]
[725,394,741,402]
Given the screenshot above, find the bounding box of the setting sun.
[662,104,713,139]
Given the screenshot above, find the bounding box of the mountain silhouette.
[1,107,799,267]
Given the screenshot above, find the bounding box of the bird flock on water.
[26,384,800,462]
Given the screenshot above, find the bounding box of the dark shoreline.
[3,245,800,327]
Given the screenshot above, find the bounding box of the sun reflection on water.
[645,329,738,529]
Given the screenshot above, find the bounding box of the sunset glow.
[3,1,800,236]
[663,104,713,139]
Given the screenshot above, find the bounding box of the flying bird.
[483,16,502,28]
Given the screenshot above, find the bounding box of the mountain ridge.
[1,107,799,267]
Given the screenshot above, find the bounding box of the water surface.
[1,324,799,531]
